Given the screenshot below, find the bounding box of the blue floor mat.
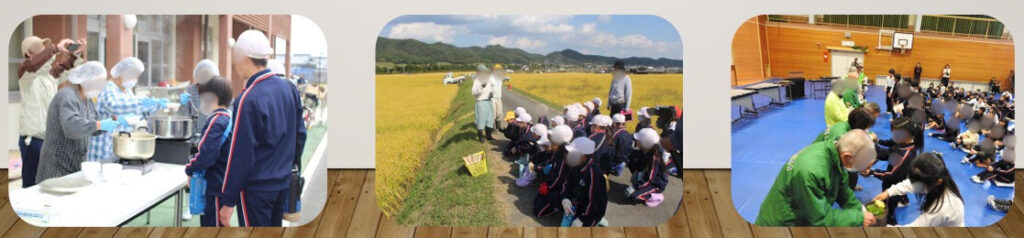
[731,86,1014,226]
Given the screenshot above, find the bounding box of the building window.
[133,15,176,87]
[86,15,106,64]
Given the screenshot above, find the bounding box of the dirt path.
[487,88,683,227]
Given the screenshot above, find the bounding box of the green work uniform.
[755,141,864,227]
[842,89,861,108]
[813,122,851,144]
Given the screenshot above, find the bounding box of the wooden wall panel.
[731,17,765,86]
[761,22,1014,84]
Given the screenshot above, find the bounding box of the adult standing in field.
[491,64,506,127]
[941,64,951,87]
[473,64,496,142]
[607,60,632,117]
[17,36,84,187]
[217,30,307,227]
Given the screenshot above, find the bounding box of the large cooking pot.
[149,115,194,139]
[113,131,157,160]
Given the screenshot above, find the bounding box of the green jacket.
[842,89,861,108]
[813,122,851,144]
[755,141,864,227]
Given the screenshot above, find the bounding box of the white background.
[0,0,1021,169]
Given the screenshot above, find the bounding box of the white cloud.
[597,15,612,22]
[506,15,575,34]
[579,23,597,35]
[387,22,466,43]
[488,36,547,50]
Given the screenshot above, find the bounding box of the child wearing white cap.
[532,125,574,218]
[562,137,609,227]
[605,114,633,176]
[625,128,669,206]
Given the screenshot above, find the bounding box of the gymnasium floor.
[731,85,1014,227]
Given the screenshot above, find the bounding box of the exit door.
[830,50,864,78]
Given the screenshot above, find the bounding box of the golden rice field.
[375,73,460,217]
[509,73,684,129]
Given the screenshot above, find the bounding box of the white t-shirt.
[886,179,965,227]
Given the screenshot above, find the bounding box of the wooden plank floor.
[1,169,1020,237]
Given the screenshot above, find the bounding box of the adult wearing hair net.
[472,64,495,142]
[216,30,307,227]
[16,36,86,187]
[756,129,877,227]
[562,137,608,227]
[179,59,221,147]
[37,61,121,182]
[607,60,632,116]
[87,57,168,162]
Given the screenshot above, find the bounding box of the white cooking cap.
[590,115,612,127]
[516,113,532,122]
[531,124,548,137]
[110,57,145,80]
[233,30,273,59]
[634,128,660,150]
[552,116,565,126]
[592,97,602,107]
[68,61,108,85]
[549,125,573,145]
[612,113,626,123]
[267,59,286,75]
[193,59,220,84]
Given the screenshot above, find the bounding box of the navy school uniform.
[219,69,307,227]
[572,121,588,139]
[587,131,609,173]
[871,141,916,225]
[566,158,608,226]
[628,145,669,202]
[977,160,1015,183]
[183,109,232,227]
[534,146,570,217]
[502,121,523,142]
[506,125,538,157]
[607,128,633,175]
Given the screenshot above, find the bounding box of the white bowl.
[81,162,101,182]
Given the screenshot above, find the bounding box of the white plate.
[39,177,93,194]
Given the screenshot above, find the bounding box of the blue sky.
[380,15,682,59]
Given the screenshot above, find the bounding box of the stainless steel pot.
[149,115,194,139]
[113,132,157,160]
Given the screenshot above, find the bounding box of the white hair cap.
[531,124,548,137]
[634,128,660,150]
[552,116,566,126]
[233,30,273,59]
[110,57,145,80]
[516,113,532,122]
[68,61,108,85]
[267,59,286,76]
[549,125,573,145]
[193,59,220,84]
[564,106,580,121]
[612,114,626,123]
[565,137,597,167]
[592,97,602,107]
[590,115,612,127]
[515,107,527,116]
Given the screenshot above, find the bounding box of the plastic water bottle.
[561,207,576,227]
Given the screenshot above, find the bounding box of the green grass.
[394,82,504,226]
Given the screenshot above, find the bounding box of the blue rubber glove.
[179,93,191,105]
[99,119,118,131]
[141,98,169,109]
[117,114,137,127]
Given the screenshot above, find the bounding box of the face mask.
[911,182,929,194]
[84,89,101,99]
[122,79,138,89]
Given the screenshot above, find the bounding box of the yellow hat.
[493,64,504,70]
[505,111,516,121]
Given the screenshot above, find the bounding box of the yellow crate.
[463,151,488,177]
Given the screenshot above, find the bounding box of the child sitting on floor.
[951,122,980,152]
[971,148,1015,187]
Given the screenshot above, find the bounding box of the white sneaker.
[961,157,970,164]
[183,209,192,221]
[972,175,984,184]
[597,218,609,227]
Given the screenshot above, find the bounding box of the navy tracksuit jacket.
[219,69,307,227]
